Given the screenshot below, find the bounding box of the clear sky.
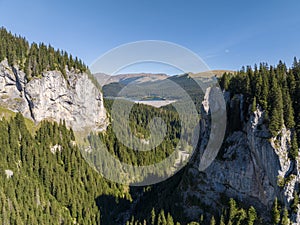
[1,0,300,74]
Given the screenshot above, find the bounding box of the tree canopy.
[0,27,88,80]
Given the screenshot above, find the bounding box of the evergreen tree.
[210,216,216,225]
[255,72,263,102]
[228,198,238,224]
[268,72,284,135]
[247,206,257,225]
[272,198,281,225]
[220,72,231,90]
[251,97,257,113]
[199,214,204,224]
[292,191,299,213]
[151,208,156,225]
[260,69,269,110]
[290,134,299,159]
[157,210,167,225]
[287,70,296,98]
[167,213,174,225]
[280,208,290,225]
[220,215,225,225]
[282,86,295,129]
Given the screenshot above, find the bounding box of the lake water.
[105,97,176,108]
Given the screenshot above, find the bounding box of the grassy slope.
[0,106,37,134]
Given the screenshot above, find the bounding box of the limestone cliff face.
[181,90,300,223]
[0,60,107,131]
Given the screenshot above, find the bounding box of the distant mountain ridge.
[94,73,169,86]
[99,71,234,106]
[94,70,234,87]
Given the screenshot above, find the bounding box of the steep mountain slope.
[0,59,107,131]
[123,63,300,225]
[178,93,298,223]
[0,27,107,131]
[0,113,128,225]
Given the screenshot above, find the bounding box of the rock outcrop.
[0,60,107,131]
[180,91,300,223]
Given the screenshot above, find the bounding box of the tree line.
[125,198,258,225]
[0,27,88,80]
[219,59,299,159]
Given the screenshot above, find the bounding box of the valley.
[0,27,300,225]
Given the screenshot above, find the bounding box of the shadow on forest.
[95,169,185,225]
[96,193,132,225]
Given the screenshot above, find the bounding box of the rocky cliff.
[179,91,300,224]
[0,60,107,131]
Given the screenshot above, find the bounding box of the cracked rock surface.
[0,60,107,131]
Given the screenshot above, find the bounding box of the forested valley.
[1,27,300,224]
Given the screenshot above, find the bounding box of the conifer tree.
[272,198,281,225]
[292,191,299,213]
[227,198,238,225]
[220,72,231,90]
[210,216,216,225]
[251,97,257,113]
[157,210,167,225]
[247,206,257,225]
[282,88,295,129]
[280,208,290,225]
[167,213,174,225]
[151,208,156,225]
[268,71,284,135]
[220,214,225,225]
[290,134,299,159]
[287,70,296,98]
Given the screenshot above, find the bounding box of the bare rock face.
[0,60,27,112]
[181,92,299,223]
[0,60,107,131]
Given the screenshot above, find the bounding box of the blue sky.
[1,0,300,74]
